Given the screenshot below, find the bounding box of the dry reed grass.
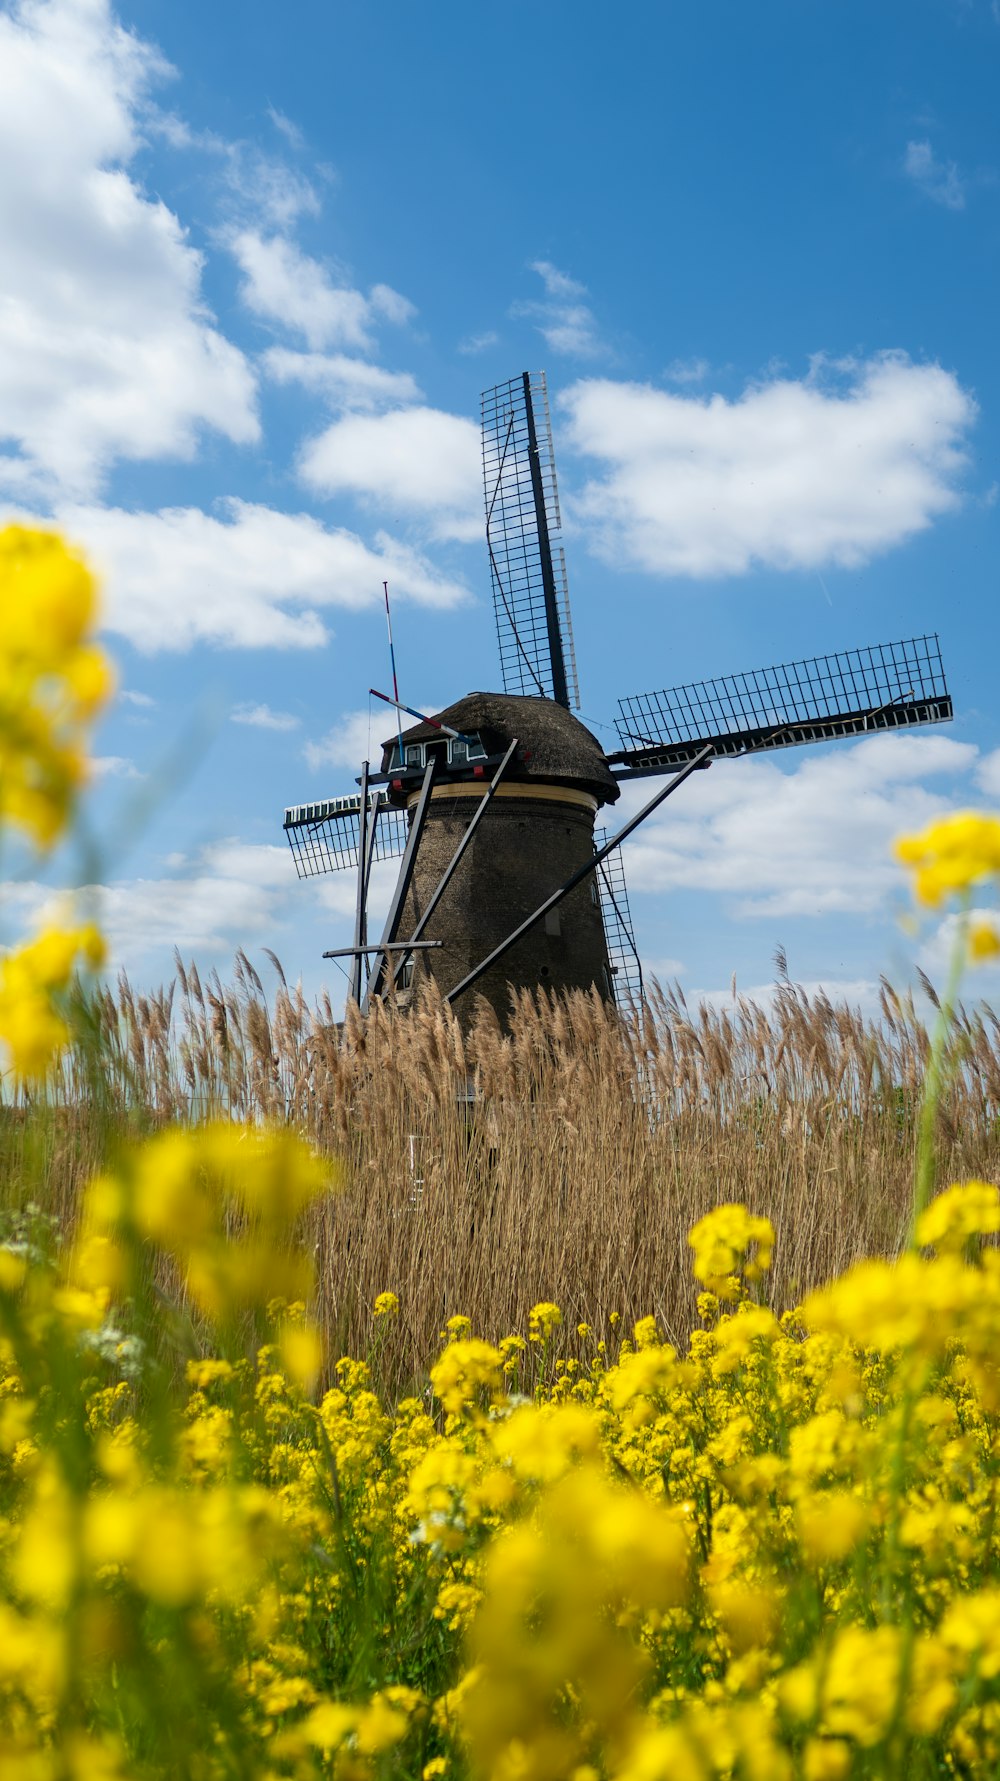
[2,953,999,1396]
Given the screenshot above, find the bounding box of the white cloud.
[458,330,499,356]
[511,261,603,358]
[0,0,258,499]
[118,688,156,709]
[266,105,305,153]
[620,732,977,917]
[231,703,300,732]
[975,749,1000,798]
[304,698,445,773]
[305,710,384,773]
[562,354,975,577]
[228,230,373,350]
[903,139,967,210]
[50,498,467,651]
[298,406,482,539]
[4,838,398,983]
[91,754,142,779]
[664,357,710,386]
[262,348,420,411]
[369,284,416,327]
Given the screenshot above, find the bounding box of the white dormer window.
[448,733,487,765]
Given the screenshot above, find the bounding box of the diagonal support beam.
[388,738,520,991]
[363,759,436,1011]
[445,744,714,1008]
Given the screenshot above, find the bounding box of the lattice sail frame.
[283,792,408,879]
[481,372,579,708]
[594,829,644,1008]
[613,635,951,776]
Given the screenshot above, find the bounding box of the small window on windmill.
[590,880,599,906]
[449,733,487,765]
[404,743,425,768]
[398,957,415,990]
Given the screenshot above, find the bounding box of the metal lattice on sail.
[481,372,579,709]
[594,830,644,1008]
[611,635,952,779]
[283,792,408,879]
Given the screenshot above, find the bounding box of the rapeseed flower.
[0,524,113,849]
[895,810,1000,908]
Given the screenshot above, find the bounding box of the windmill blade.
[282,791,408,879]
[609,634,952,779]
[594,829,644,1008]
[481,371,580,709]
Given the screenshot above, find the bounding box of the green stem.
[910,903,968,1244]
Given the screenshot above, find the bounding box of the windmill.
[283,370,953,1027]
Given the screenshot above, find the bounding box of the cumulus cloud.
[304,698,446,774]
[9,836,387,983]
[903,140,967,210]
[511,261,604,358]
[262,348,420,411]
[561,355,975,577]
[5,836,401,987]
[298,406,482,540]
[228,230,374,350]
[369,284,416,327]
[50,498,467,651]
[620,732,977,918]
[231,703,300,732]
[975,749,1000,798]
[0,0,258,499]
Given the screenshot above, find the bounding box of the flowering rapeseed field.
[4,528,1000,1779]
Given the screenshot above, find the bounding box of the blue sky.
[2,0,998,1012]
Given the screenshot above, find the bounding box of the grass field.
[4,959,998,1398]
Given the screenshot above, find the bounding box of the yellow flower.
[969,918,1000,961]
[374,1290,400,1318]
[796,1491,867,1564]
[430,1338,504,1415]
[0,525,114,850]
[916,1178,1000,1253]
[0,918,107,1081]
[821,1626,901,1747]
[688,1204,774,1293]
[528,1300,562,1341]
[894,810,1000,908]
[278,1320,324,1393]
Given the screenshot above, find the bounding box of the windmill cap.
[382,691,620,805]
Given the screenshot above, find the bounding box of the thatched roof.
[382,692,620,805]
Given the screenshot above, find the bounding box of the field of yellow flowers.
[5,525,1000,1781]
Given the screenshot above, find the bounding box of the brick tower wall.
[397,783,612,1028]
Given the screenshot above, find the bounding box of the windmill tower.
[283,371,953,1028]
